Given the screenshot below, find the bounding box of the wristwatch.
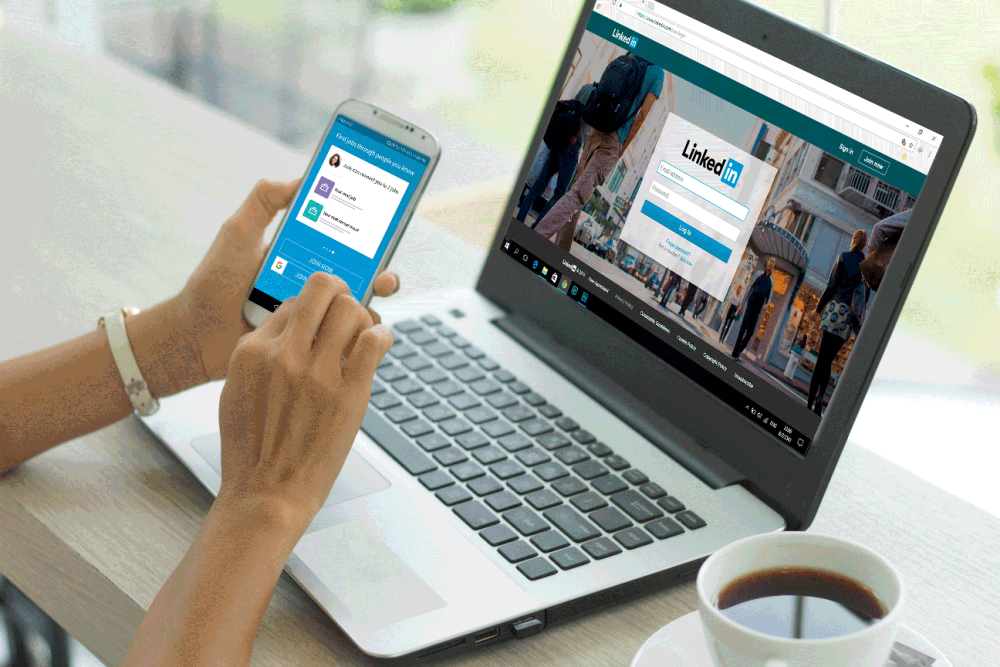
[98,306,160,416]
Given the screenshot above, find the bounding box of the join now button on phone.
[640,200,733,263]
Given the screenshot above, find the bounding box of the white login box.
[656,161,749,222]
[648,181,741,242]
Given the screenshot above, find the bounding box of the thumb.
[237,179,301,233]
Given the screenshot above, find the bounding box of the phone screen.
[249,114,430,311]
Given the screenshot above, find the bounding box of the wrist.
[213,486,310,547]
[124,298,209,399]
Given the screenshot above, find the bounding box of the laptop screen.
[497,0,942,457]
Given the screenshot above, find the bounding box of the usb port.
[474,627,500,644]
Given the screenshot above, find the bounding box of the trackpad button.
[294,520,447,626]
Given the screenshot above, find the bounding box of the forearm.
[0,297,205,474]
[121,491,305,667]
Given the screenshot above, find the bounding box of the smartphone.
[243,99,441,328]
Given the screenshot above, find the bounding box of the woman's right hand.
[216,271,394,532]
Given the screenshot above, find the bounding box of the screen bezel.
[475,0,975,529]
[243,99,441,328]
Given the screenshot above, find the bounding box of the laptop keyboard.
[361,314,707,581]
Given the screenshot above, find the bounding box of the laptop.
[142,0,975,661]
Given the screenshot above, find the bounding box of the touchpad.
[190,434,390,508]
[294,519,447,626]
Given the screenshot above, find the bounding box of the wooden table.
[2,28,998,667]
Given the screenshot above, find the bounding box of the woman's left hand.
[171,179,401,386]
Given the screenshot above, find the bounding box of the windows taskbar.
[500,236,812,457]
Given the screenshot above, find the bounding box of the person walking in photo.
[678,283,698,318]
[719,284,742,341]
[533,52,664,251]
[807,230,868,415]
[659,272,680,308]
[731,257,776,361]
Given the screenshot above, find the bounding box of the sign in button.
[640,200,732,263]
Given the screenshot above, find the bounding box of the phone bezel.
[242,98,441,328]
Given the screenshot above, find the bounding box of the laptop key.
[480,524,518,547]
[503,507,550,536]
[389,343,417,359]
[468,475,503,496]
[416,433,451,452]
[508,381,531,395]
[640,483,667,499]
[482,420,515,438]
[385,406,418,424]
[538,404,562,419]
[433,447,468,466]
[572,460,608,480]
[393,319,422,334]
[543,506,600,543]
[447,393,481,411]
[493,369,516,383]
[473,446,507,465]
[391,378,422,396]
[515,448,551,467]
[554,416,579,431]
[531,530,570,553]
[402,355,432,372]
[537,433,572,451]
[521,419,553,437]
[423,341,452,358]
[439,354,470,371]
[401,419,435,439]
[550,547,589,571]
[498,433,532,452]
[587,442,613,457]
[370,380,386,395]
[676,510,707,530]
[614,527,653,550]
[454,367,485,383]
[489,460,526,480]
[486,392,518,410]
[371,393,402,410]
[554,446,589,465]
[571,430,596,444]
[470,379,501,396]
[507,474,544,495]
[407,391,439,409]
[522,392,547,407]
[534,462,569,482]
[646,517,685,539]
[516,557,558,581]
[436,486,472,506]
[408,330,437,346]
[592,475,628,496]
[455,431,490,450]
[582,537,622,560]
[485,491,522,512]
[449,335,472,349]
[590,507,632,533]
[423,404,456,423]
[657,496,686,513]
[571,491,608,512]
[432,380,464,397]
[501,405,534,423]
[451,462,485,482]
[419,314,442,326]
[463,346,486,360]
[465,406,498,425]
[376,365,407,382]
[453,501,499,529]
[525,489,562,511]
[419,470,454,491]
[435,324,456,337]
[552,478,588,497]
[623,469,649,486]
[417,367,449,384]
[477,357,501,371]
[440,418,473,437]
[378,356,393,369]
[604,455,629,471]
[610,489,665,523]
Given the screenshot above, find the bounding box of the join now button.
[640,200,732,263]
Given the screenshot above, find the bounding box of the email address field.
[656,161,749,221]
[648,182,741,242]
[278,239,364,292]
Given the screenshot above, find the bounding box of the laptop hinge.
[494,313,744,490]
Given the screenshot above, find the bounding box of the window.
[775,144,806,194]
[814,153,845,190]
[790,211,817,245]
[608,162,628,193]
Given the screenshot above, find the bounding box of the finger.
[343,324,395,385]
[315,293,372,365]
[235,179,302,233]
[256,297,297,338]
[287,272,351,351]
[372,271,400,297]
[367,308,381,326]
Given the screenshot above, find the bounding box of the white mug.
[696,532,906,667]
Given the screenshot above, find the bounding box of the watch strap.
[101,307,160,416]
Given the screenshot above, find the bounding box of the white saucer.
[630,611,952,667]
